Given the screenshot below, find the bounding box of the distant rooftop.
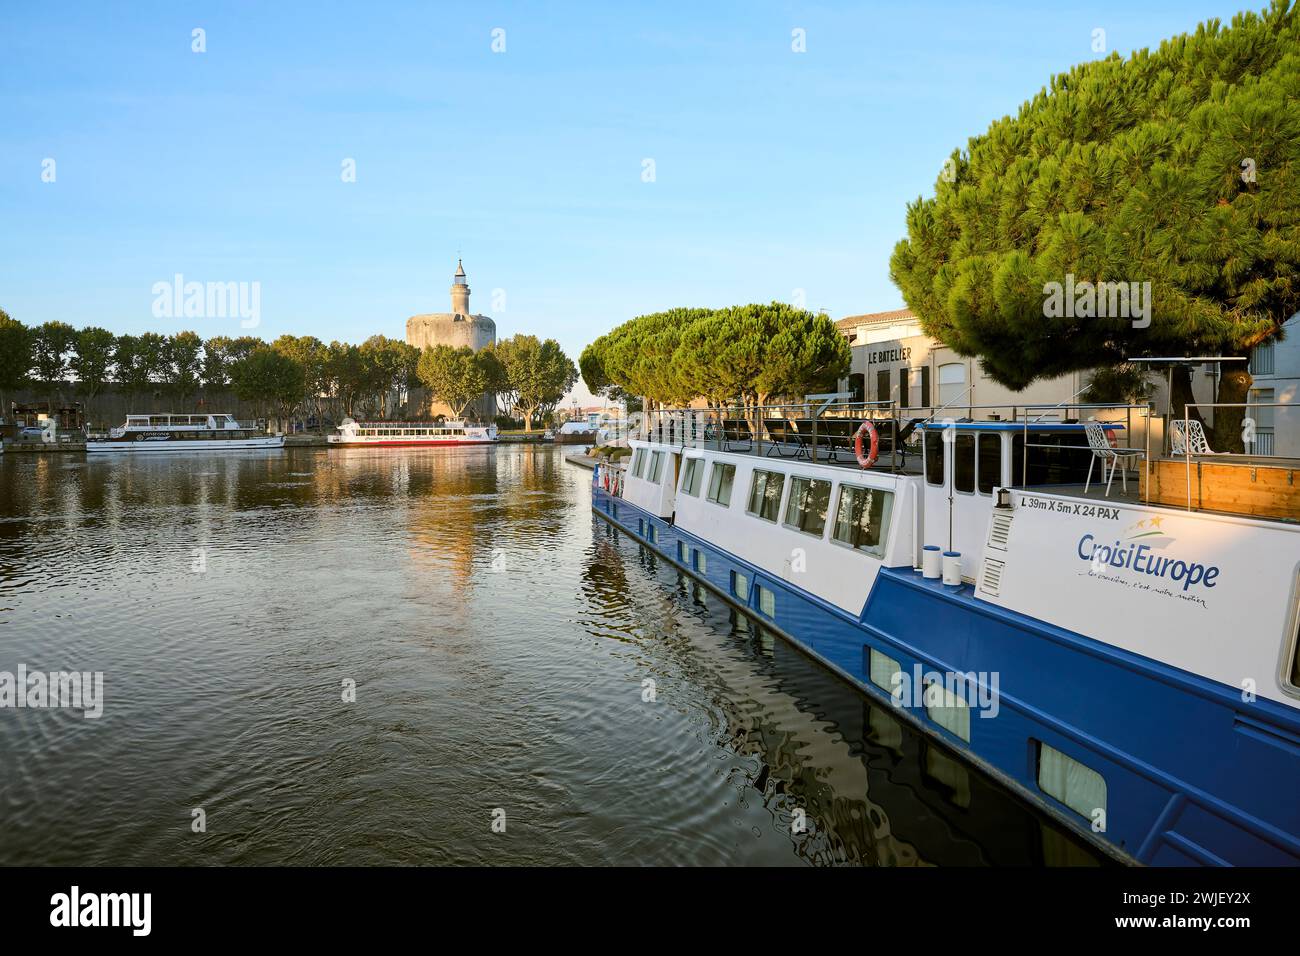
[835,308,917,330]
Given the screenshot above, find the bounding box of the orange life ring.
[854,420,880,469]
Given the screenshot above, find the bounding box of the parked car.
[18,425,49,440]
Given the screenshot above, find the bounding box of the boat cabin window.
[831,485,893,557]
[706,463,735,507]
[730,571,750,600]
[680,458,703,497]
[924,431,944,486]
[1012,433,1093,486]
[977,433,1001,495]
[747,470,785,522]
[954,434,975,494]
[783,476,831,538]
[632,450,646,479]
[648,451,665,484]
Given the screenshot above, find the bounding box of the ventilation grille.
[987,512,1014,551]
[979,558,1005,597]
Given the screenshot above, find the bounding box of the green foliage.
[229,346,306,419]
[416,345,494,419]
[202,336,234,389]
[889,1,1300,392]
[1084,363,1158,404]
[163,331,204,399]
[0,309,31,395]
[70,327,117,406]
[491,334,578,431]
[30,320,77,393]
[580,303,850,405]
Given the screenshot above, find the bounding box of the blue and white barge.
[590,403,1300,865]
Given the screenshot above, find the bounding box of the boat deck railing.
[633,397,1294,518]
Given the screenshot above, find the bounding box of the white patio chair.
[1169,419,1222,457]
[1083,422,1140,497]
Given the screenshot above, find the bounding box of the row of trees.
[579,303,850,407]
[0,309,577,430]
[417,335,578,431]
[889,1,1300,451]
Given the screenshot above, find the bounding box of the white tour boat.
[327,418,498,447]
[86,414,284,453]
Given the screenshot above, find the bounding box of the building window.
[680,457,704,496]
[730,570,750,600]
[747,470,786,522]
[924,430,944,486]
[693,549,707,573]
[868,647,900,695]
[977,433,1001,495]
[648,451,665,484]
[876,369,891,404]
[924,679,971,742]
[706,463,736,507]
[783,476,832,537]
[1250,339,1275,376]
[938,362,967,407]
[954,433,975,494]
[756,584,776,618]
[903,366,930,409]
[632,450,646,479]
[831,485,894,556]
[1037,742,1107,822]
[1248,388,1276,456]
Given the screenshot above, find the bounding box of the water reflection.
[0,447,1104,866]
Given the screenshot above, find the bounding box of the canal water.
[0,445,1104,866]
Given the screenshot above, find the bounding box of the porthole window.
[1037,742,1107,822]
[868,647,901,695]
[923,679,971,742]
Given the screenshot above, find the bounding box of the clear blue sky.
[0,0,1253,402]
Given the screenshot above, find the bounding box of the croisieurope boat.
[86,413,284,452]
[591,399,1300,866]
[327,418,498,447]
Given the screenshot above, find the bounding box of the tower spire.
[450,258,470,315]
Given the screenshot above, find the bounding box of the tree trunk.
[1211,360,1252,454]
[1168,365,1206,429]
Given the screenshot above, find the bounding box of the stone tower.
[406,260,498,420]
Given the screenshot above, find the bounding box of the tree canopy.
[889,1,1300,446]
[417,345,498,420]
[580,303,850,406]
[491,334,578,431]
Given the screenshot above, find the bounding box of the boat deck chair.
[1169,418,1223,457]
[763,419,804,457]
[720,418,753,452]
[1084,422,1141,497]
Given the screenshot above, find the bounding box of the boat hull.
[592,484,1300,867]
[326,439,497,447]
[87,436,284,453]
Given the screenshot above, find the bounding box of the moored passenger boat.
[327,418,498,447]
[86,413,283,452]
[591,400,1300,866]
